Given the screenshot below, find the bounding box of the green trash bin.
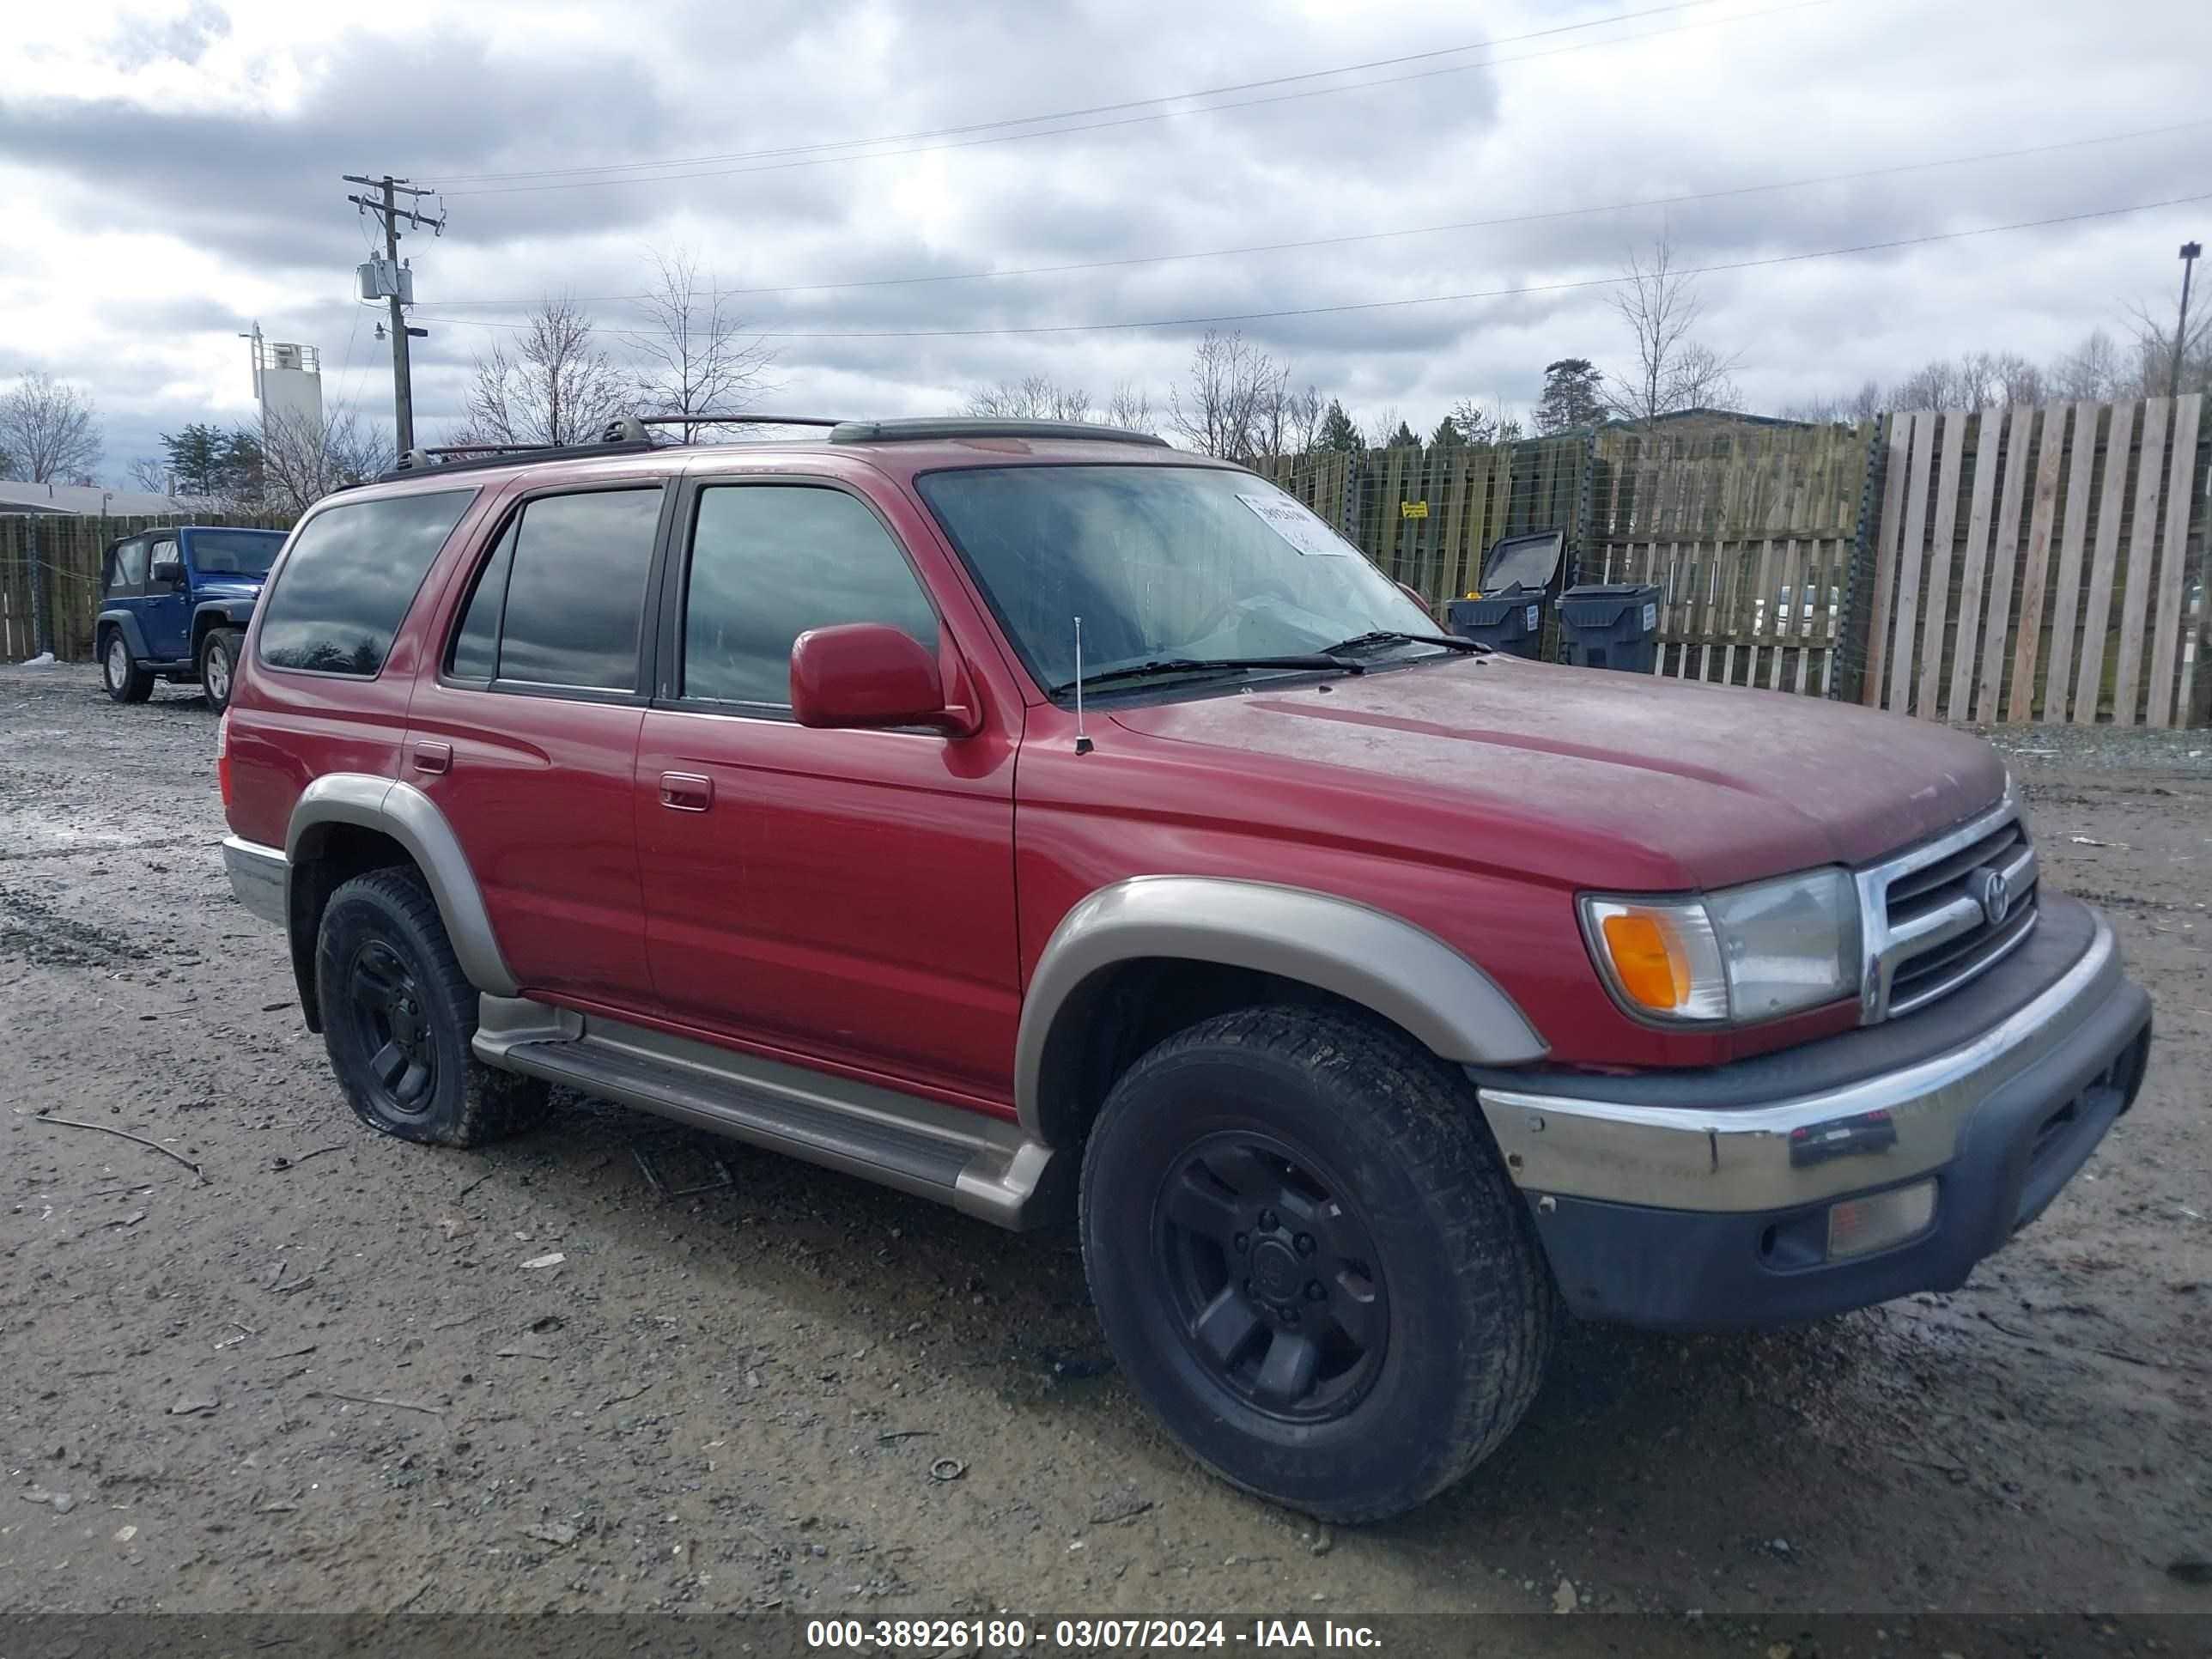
[1557,582,1662,672]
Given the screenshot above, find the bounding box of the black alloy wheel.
[343,937,440,1117]
[1154,1131,1387,1421]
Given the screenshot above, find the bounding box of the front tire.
[102,632,153,703]
[198,628,241,711]
[1080,1006,1558,1523]
[316,867,553,1147]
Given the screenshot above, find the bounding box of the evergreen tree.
[1383,420,1420,451]
[1316,398,1364,454]
[1533,359,1605,434]
[1428,414,1461,448]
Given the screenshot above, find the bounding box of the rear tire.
[1079,1006,1558,1523]
[199,628,242,711]
[102,632,153,703]
[316,867,553,1147]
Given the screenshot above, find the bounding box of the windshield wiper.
[1320,629,1488,656]
[1048,653,1364,696]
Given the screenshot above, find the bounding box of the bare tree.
[2121,295,2212,399]
[458,297,629,449]
[1,370,103,482]
[1104,381,1154,434]
[127,456,174,494]
[1167,331,1286,461]
[1252,382,1323,463]
[2046,329,2130,402]
[963,375,1095,422]
[1605,238,1742,425]
[258,405,395,514]
[629,248,775,441]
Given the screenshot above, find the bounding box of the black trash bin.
[1446,588,1547,659]
[1557,582,1662,672]
[1444,531,1568,660]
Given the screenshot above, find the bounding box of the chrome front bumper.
[1478,908,2134,1214]
[222,835,288,926]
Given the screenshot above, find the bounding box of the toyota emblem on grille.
[1973,866,2011,927]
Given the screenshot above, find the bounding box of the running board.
[472,996,1057,1230]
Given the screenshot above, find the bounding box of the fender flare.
[191,598,255,652]
[286,775,519,997]
[1013,875,1547,1142]
[94,608,150,661]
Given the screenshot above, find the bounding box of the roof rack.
[362,412,1165,488]
[374,436,657,483]
[828,417,1167,447]
[628,413,845,430]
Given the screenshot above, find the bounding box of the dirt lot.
[2,660,2208,1626]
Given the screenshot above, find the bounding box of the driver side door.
[140,534,191,660]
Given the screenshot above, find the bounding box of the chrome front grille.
[1856,799,2039,1022]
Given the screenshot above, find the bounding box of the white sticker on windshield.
[1238,491,1352,556]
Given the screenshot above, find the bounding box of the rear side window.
[258,489,475,676]
[106,538,149,598]
[682,485,939,706]
[458,488,662,692]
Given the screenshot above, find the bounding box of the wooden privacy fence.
[0,512,295,662]
[1860,395,2209,727]
[1586,420,1881,696]
[1261,434,1590,604]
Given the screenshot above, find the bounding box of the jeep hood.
[195,577,263,599]
[1105,656,2007,890]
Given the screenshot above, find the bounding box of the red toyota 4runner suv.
[219,417,2151,1521]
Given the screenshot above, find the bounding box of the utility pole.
[2172,240,2201,403]
[343,174,443,453]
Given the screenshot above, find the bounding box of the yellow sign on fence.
[1401,500,1429,520]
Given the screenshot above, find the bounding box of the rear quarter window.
[257,489,475,676]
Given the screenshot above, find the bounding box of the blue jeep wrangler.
[95,525,289,712]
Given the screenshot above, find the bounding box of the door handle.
[660,771,713,811]
[410,741,453,775]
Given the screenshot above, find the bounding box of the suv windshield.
[917,465,1444,691]
[186,530,284,579]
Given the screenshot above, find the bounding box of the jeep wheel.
[199,628,242,711]
[316,867,553,1147]
[1079,1006,1558,1523]
[102,632,154,703]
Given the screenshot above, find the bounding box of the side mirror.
[151,559,185,588]
[789,623,976,736]
[1396,580,1435,616]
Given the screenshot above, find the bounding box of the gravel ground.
[2,660,2208,1625]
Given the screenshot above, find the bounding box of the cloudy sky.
[3,0,2207,482]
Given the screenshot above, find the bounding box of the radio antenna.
[1073,617,1093,755]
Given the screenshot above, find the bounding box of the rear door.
[404,481,669,1011]
[632,472,1021,1104]
[141,534,191,659]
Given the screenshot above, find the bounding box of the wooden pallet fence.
[1261,435,1589,606]
[0,512,295,663]
[1860,394,2207,726]
[1583,420,1874,697]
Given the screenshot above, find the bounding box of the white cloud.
[3,0,2208,479]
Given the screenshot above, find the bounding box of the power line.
[408,191,2212,342]
[425,117,2212,308]
[441,1,1834,198]
[434,0,1741,186]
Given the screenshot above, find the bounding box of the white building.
[243,324,323,435]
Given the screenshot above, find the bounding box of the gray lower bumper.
[222,835,287,926]
[1476,907,2132,1214]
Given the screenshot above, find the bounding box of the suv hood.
[1106,656,2006,890]
[194,576,264,599]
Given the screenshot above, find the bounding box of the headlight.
[1581,869,1861,1025]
